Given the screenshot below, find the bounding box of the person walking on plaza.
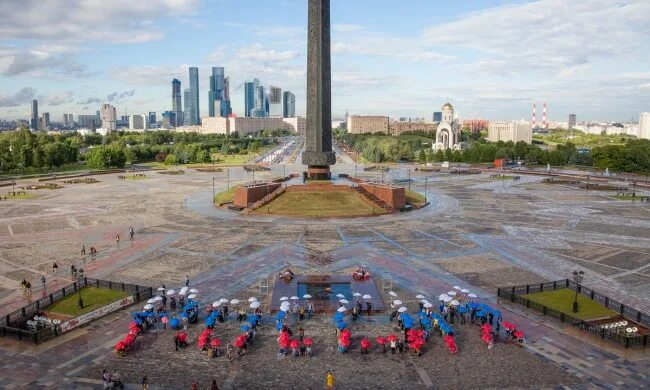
[185,275,190,287]
[115,233,120,244]
[81,244,86,256]
[52,262,58,274]
[140,375,148,390]
[211,379,219,390]
[366,300,372,316]
[307,299,314,319]
[129,226,134,240]
[40,276,46,291]
[325,371,334,389]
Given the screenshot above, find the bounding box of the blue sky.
[1,0,649,122]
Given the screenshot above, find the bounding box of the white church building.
[432,102,464,150]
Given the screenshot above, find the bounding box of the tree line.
[0,127,274,173]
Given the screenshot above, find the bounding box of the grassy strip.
[46,287,130,317]
[521,288,617,321]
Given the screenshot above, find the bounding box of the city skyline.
[0,0,649,122]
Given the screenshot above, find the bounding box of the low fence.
[0,278,152,344]
[497,279,649,349]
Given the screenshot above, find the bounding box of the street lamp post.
[408,169,411,190]
[212,177,215,200]
[424,177,428,203]
[354,164,357,178]
[227,169,230,190]
[77,269,85,309]
[572,270,584,313]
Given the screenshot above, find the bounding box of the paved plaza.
[1,157,649,389]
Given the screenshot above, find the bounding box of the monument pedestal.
[307,165,331,180]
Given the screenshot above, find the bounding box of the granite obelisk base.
[302,0,336,179]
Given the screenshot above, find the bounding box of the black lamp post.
[408,169,411,190]
[212,177,215,200]
[77,269,85,309]
[227,169,230,190]
[424,177,428,203]
[572,270,584,313]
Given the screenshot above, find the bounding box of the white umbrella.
[424,302,434,308]
[336,293,345,299]
[461,288,469,293]
[398,306,408,313]
[453,286,461,290]
[415,294,425,299]
[249,301,261,309]
[219,298,228,304]
[442,296,452,302]
[180,287,188,293]
[188,294,197,299]
[447,291,457,296]
[339,299,349,304]
[189,288,199,293]
[450,300,460,306]
[178,290,187,296]
[362,294,372,299]
[230,299,240,305]
[248,297,258,302]
[468,293,478,298]
[166,289,176,296]
[388,291,397,297]
[280,296,289,301]
[157,287,165,291]
[353,292,362,297]
[303,294,312,299]
[393,299,403,306]
[290,296,299,300]
[144,304,154,310]
[212,302,220,308]
[439,294,450,301]
[153,296,163,302]
[147,299,156,304]
[337,306,348,312]
[281,306,290,312]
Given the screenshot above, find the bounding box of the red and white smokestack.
[543,102,547,128]
[532,103,536,128]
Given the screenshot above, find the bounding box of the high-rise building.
[77,115,97,128]
[63,113,74,126]
[100,104,117,131]
[244,79,259,117]
[488,121,532,144]
[30,100,39,130]
[223,76,232,117]
[148,112,156,126]
[172,78,182,127]
[208,67,225,117]
[569,114,576,129]
[433,111,442,122]
[268,86,282,118]
[251,85,267,118]
[183,88,191,125]
[283,91,295,118]
[187,67,200,125]
[161,111,176,129]
[129,114,147,130]
[640,112,650,140]
[42,112,50,128]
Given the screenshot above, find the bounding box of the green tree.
[164,153,178,166]
[86,145,126,169]
[418,149,426,162]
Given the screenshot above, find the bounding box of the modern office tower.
[187,67,200,125]
[568,114,577,129]
[208,66,225,117]
[433,111,442,122]
[161,111,176,129]
[148,112,156,126]
[268,86,282,118]
[283,91,296,117]
[63,113,74,126]
[223,76,232,117]
[129,114,147,130]
[251,85,267,118]
[244,79,258,117]
[77,115,97,128]
[100,104,117,131]
[172,78,182,127]
[640,112,650,140]
[183,88,191,125]
[95,110,101,123]
[42,112,50,128]
[30,100,39,130]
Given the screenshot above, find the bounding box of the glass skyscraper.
[251,85,267,118]
[30,99,39,130]
[172,78,182,127]
[283,91,295,118]
[244,79,258,117]
[183,88,191,125]
[208,67,225,117]
[187,67,200,125]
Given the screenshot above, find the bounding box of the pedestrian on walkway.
[115,234,120,244]
[52,262,58,274]
[81,244,86,256]
[325,371,334,389]
[40,276,46,290]
[129,226,134,240]
[140,375,148,390]
[185,275,190,287]
[366,300,372,316]
[211,379,219,390]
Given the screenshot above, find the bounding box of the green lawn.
[522,288,617,321]
[5,192,36,200]
[46,287,130,317]
[490,175,515,181]
[214,186,239,205]
[405,189,426,205]
[254,191,383,217]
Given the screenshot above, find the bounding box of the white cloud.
[0,87,37,107]
[236,44,300,63]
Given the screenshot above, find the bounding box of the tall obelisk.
[302,0,336,179]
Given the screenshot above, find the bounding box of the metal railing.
[497,280,648,349]
[0,278,152,344]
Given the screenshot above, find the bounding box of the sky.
[0,0,649,123]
